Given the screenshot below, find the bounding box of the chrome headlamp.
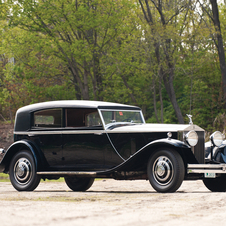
[185,130,198,146]
[210,131,223,147]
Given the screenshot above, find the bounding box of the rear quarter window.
[33,109,62,128]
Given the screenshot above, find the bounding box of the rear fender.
[0,140,43,173]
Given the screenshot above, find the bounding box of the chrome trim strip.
[98,109,106,130]
[37,171,97,177]
[187,164,226,174]
[106,132,125,161]
[14,130,106,135]
[62,130,105,135]
[140,111,145,124]
[105,130,165,133]
[14,128,172,135]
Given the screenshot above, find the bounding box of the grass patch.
[41,177,65,183]
[0,173,65,183]
[0,196,100,202]
[0,173,102,183]
[0,173,9,182]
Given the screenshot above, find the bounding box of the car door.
[100,109,146,163]
[30,108,63,168]
[62,108,111,170]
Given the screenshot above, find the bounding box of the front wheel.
[64,177,95,191]
[9,150,41,191]
[147,149,185,193]
[203,176,226,192]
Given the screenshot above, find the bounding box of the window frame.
[98,109,145,129]
[32,108,63,129]
[64,108,103,129]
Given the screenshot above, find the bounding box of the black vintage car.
[0,100,226,193]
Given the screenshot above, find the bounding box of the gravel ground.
[0,179,226,226]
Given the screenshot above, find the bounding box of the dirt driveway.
[0,179,226,226]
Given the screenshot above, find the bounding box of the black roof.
[17,100,141,113]
[14,101,141,132]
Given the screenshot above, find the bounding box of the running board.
[37,165,226,177]
[37,171,97,177]
[187,164,226,174]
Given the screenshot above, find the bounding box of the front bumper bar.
[187,164,226,174]
[0,149,5,163]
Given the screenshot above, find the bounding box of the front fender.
[97,138,196,174]
[140,138,190,150]
[136,138,199,165]
[0,140,42,173]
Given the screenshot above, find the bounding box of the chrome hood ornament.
[186,114,193,125]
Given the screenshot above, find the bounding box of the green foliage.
[0,0,225,133]
[0,173,9,182]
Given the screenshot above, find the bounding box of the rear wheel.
[203,176,226,192]
[147,149,185,193]
[9,150,41,191]
[64,177,94,191]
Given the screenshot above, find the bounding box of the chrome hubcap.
[14,158,32,185]
[153,156,174,186]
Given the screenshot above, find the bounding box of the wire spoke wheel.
[14,158,33,185]
[152,156,174,186]
[147,149,184,193]
[9,151,40,191]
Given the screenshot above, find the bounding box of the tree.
[6,0,134,100]
[0,24,74,111]
[198,0,226,106]
[137,0,190,123]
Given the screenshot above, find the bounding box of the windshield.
[100,110,144,126]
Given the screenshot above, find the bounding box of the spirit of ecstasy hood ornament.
[186,114,193,125]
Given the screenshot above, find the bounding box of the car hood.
[106,123,204,133]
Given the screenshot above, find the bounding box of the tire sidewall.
[65,177,95,191]
[9,150,40,191]
[147,149,184,193]
[203,175,226,192]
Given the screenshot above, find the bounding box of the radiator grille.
[178,130,205,164]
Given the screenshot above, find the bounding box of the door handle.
[94,133,103,135]
[28,133,37,137]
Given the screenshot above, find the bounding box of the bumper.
[0,149,5,163]
[0,149,6,172]
[187,164,226,174]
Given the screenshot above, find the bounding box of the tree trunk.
[163,73,184,124]
[210,0,226,106]
[121,75,137,104]
[139,0,185,123]
[157,42,184,124]
[93,53,103,101]
[69,62,89,100]
[68,66,81,100]
[83,61,89,100]
[153,76,160,123]
[159,77,164,123]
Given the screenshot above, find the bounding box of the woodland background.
[1,0,226,134]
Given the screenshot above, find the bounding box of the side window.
[66,108,102,128]
[33,109,62,128]
[86,111,102,126]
